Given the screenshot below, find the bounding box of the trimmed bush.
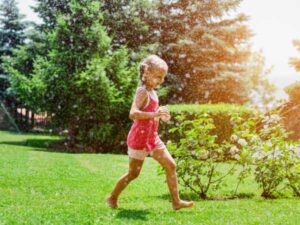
[167,113,238,199]
[160,104,256,146]
[160,104,300,199]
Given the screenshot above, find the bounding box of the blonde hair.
[138,55,168,84]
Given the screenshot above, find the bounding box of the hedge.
[159,104,257,144]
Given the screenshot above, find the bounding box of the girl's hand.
[154,110,169,118]
[158,106,171,122]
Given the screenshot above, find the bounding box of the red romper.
[127,86,166,156]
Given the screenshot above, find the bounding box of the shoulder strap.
[135,86,150,109]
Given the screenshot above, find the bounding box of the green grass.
[0,130,299,225]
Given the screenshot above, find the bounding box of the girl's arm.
[129,88,167,120]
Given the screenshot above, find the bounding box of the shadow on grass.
[0,130,129,154]
[0,139,70,153]
[156,191,255,201]
[115,208,150,221]
[0,138,128,155]
[0,129,22,134]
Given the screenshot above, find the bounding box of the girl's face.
[143,67,167,90]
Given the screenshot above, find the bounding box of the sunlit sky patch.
[239,0,300,99]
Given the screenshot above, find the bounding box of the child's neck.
[143,84,154,92]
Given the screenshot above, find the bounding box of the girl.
[106,55,194,210]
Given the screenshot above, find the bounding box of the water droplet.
[179,54,186,59]
[204,91,210,99]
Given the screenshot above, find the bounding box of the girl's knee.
[165,161,176,172]
[127,170,141,181]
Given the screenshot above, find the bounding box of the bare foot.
[172,200,194,210]
[106,195,118,209]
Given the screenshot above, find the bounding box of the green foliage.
[164,106,300,199]
[246,51,277,110]
[5,0,138,151]
[150,0,254,104]
[34,0,262,105]
[101,0,153,51]
[287,162,300,197]
[168,104,253,114]
[160,104,255,146]
[2,27,49,108]
[33,0,70,31]
[0,0,26,100]
[0,0,26,55]
[229,111,300,198]
[74,47,138,151]
[254,118,299,198]
[167,113,238,199]
[2,58,46,111]
[2,29,49,110]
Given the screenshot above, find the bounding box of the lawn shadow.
[0,138,128,155]
[156,192,196,201]
[156,191,255,201]
[234,192,256,199]
[0,139,72,153]
[115,208,151,221]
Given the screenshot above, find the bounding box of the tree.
[287,39,300,104]
[0,0,26,100]
[2,0,69,111]
[32,0,155,50]
[6,0,138,151]
[3,29,48,112]
[32,0,71,32]
[145,0,254,104]
[100,0,155,51]
[290,40,300,71]
[246,51,276,110]
[276,39,300,141]
[32,0,262,105]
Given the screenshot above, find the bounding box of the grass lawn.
[0,130,299,225]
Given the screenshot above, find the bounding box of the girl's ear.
[140,63,148,73]
[139,63,148,81]
[141,75,146,82]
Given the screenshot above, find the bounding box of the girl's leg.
[151,148,194,210]
[106,157,144,208]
